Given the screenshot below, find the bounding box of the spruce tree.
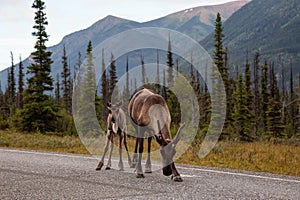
[76,41,98,136]
[55,73,61,105]
[266,65,285,138]
[26,0,53,99]
[260,61,269,133]
[213,13,227,84]
[101,49,108,122]
[20,0,58,132]
[61,45,72,113]
[125,56,130,100]
[253,52,260,135]
[212,13,228,139]
[141,54,146,85]
[17,56,24,109]
[167,34,174,88]
[9,52,16,107]
[232,74,254,141]
[75,51,82,80]
[155,49,161,94]
[108,53,117,99]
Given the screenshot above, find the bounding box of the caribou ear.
[107,102,113,111]
[173,122,185,145]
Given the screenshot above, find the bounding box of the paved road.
[0,148,299,199]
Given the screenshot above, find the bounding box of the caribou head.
[155,120,185,176]
[107,102,123,133]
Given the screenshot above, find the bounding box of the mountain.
[201,0,300,74]
[0,1,249,92]
[144,0,249,42]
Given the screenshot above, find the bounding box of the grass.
[177,141,300,177]
[1,129,299,177]
[0,129,89,154]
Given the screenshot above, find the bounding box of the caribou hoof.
[118,163,124,171]
[136,173,145,178]
[171,175,183,182]
[96,162,104,170]
[105,166,111,170]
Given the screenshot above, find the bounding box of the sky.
[0,0,236,71]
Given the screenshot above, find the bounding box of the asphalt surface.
[0,148,300,200]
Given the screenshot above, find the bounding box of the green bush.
[0,120,9,130]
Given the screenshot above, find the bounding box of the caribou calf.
[96,103,132,171]
[129,88,185,182]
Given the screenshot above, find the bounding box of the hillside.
[144,0,249,41]
[0,1,248,91]
[201,0,300,74]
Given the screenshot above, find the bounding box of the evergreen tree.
[212,13,228,139]
[213,13,228,84]
[167,34,174,88]
[9,52,16,107]
[244,55,252,107]
[260,61,269,132]
[155,49,161,94]
[26,0,53,100]
[101,49,108,122]
[162,70,166,99]
[125,56,130,101]
[253,52,260,135]
[266,65,285,138]
[232,74,254,141]
[19,0,58,132]
[74,51,82,80]
[141,54,146,85]
[281,64,287,124]
[55,73,61,104]
[108,53,117,99]
[76,41,99,136]
[61,45,72,113]
[243,56,254,134]
[73,51,82,111]
[17,56,24,109]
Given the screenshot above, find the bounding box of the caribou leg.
[136,127,145,178]
[123,131,132,167]
[96,130,112,170]
[170,162,183,182]
[106,131,114,170]
[130,128,138,168]
[118,130,124,171]
[145,136,152,173]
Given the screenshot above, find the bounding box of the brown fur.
[129,88,184,182]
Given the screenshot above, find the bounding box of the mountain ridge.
[201,0,300,75]
[0,1,249,91]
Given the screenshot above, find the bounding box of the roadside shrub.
[0,120,9,130]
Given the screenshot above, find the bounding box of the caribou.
[129,88,185,182]
[96,103,132,171]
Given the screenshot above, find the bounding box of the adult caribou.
[96,103,132,171]
[129,88,185,182]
